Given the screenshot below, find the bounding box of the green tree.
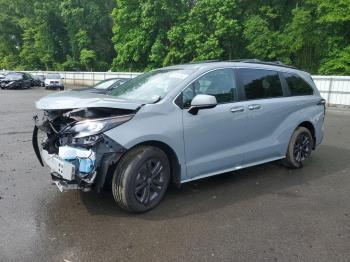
[80,48,96,71]
[316,0,350,74]
[0,0,350,74]
[165,0,242,65]
[111,0,187,70]
[0,0,24,69]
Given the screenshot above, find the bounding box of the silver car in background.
[33,61,325,213]
[44,73,64,90]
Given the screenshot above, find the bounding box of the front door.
[181,68,248,179]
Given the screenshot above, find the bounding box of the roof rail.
[189,60,220,64]
[228,59,297,69]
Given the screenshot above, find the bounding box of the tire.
[60,86,64,91]
[283,127,313,168]
[112,146,170,213]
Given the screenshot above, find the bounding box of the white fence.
[28,71,141,87]
[27,71,350,106]
[312,76,350,106]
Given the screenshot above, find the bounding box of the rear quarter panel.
[274,95,324,156]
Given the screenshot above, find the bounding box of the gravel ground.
[0,87,350,262]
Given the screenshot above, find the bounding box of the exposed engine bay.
[32,107,136,192]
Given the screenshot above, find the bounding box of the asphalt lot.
[0,87,350,262]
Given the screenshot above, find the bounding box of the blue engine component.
[79,158,95,174]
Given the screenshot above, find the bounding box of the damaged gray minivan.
[33,61,325,213]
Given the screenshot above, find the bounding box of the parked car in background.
[0,74,6,87]
[75,78,129,94]
[28,73,35,87]
[34,74,45,87]
[45,73,64,90]
[33,60,325,213]
[1,72,32,89]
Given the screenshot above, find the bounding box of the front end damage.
[32,107,135,192]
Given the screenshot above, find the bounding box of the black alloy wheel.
[283,126,313,168]
[293,132,312,163]
[112,146,170,213]
[134,158,165,205]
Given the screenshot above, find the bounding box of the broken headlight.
[62,114,134,138]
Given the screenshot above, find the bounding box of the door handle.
[248,104,262,110]
[230,106,245,113]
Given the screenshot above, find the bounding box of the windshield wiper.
[152,95,162,103]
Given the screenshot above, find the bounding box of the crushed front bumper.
[32,124,126,192]
[41,150,76,181]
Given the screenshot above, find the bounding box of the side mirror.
[188,94,217,115]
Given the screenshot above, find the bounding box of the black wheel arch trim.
[126,141,182,188]
[296,121,316,149]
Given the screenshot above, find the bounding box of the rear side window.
[283,73,314,96]
[237,68,283,100]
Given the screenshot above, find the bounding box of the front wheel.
[283,127,313,168]
[112,146,170,213]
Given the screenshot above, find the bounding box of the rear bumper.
[315,125,324,148]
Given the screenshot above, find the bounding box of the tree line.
[0,0,349,74]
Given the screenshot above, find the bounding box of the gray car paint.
[36,90,142,110]
[37,62,325,183]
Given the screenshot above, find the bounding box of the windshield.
[94,79,118,89]
[46,73,61,79]
[108,69,194,102]
[5,73,22,80]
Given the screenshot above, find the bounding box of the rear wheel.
[283,127,313,168]
[59,86,64,91]
[112,146,170,213]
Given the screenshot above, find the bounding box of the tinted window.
[182,69,236,107]
[46,73,61,79]
[283,73,314,96]
[94,79,118,89]
[238,69,283,100]
[5,73,23,80]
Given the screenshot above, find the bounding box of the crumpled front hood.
[36,91,143,110]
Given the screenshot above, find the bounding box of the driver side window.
[182,68,236,108]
